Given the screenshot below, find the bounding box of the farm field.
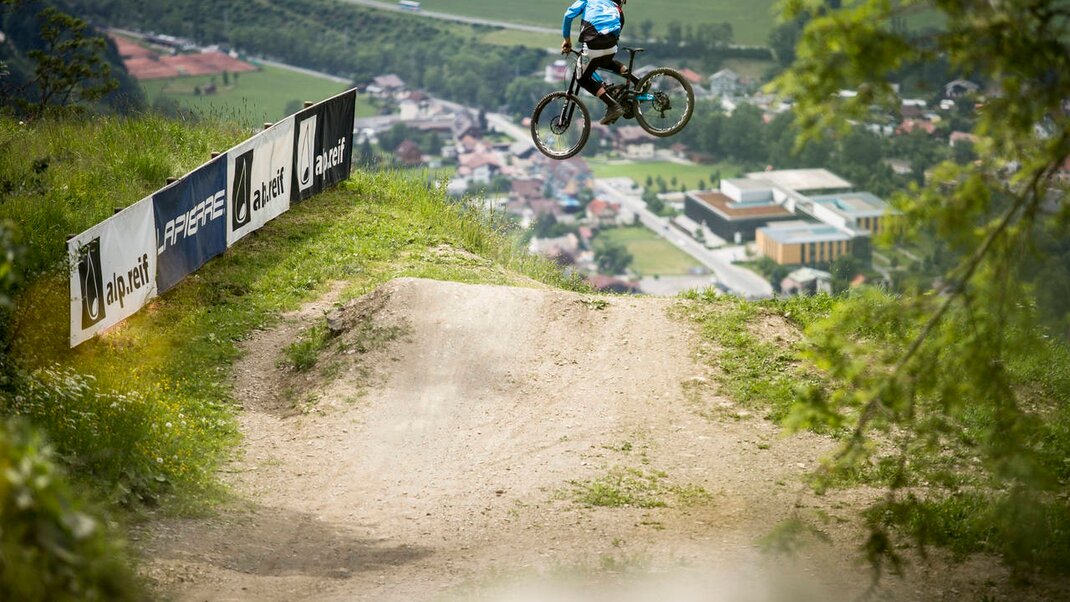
[589,158,742,191]
[141,64,352,126]
[480,28,560,49]
[596,226,702,276]
[414,0,779,46]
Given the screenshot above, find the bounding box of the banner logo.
[297,115,317,193]
[158,189,226,255]
[78,238,106,328]
[232,150,253,230]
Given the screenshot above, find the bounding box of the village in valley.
[107,22,1069,301]
[350,65,1011,299]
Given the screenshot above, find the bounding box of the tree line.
[60,0,548,113]
[1,0,144,118]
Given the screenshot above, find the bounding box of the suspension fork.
[557,56,584,127]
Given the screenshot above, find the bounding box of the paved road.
[594,178,774,299]
[339,0,560,36]
[486,113,534,150]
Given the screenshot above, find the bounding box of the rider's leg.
[605,60,640,86]
[580,57,625,125]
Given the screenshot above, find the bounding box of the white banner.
[69,198,158,347]
[226,118,295,246]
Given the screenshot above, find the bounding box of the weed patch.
[570,466,711,509]
[282,321,331,372]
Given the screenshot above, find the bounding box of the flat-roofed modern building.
[683,168,890,264]
[744,168,853,195]
[756,221,867,266]
[808,192,890,235]
[684,190,798,244]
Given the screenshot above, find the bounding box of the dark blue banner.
[292,89,356,202]
[153,155,228,294]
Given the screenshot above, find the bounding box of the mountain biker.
[561,0,640,126]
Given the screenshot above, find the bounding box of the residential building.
[616,126,655,160]
[369,74,406,97]
[399,91,434,120]
[678,68,704,86]
[586,199,622,228]
[781,267,833,295]
[950,131,979,147]
[898,118,938,135]
[709,69,741,97]
[545,60,569,83]
[944,79,980,98]
[395,140,423,166]
[510,178,545,204]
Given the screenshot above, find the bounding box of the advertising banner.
[292,89,356,202]
[227,117,295,246]
[153,155,228,294]
[69,199,158,348]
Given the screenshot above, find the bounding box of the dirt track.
[139,278,1030,601]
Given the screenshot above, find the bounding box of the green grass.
[588,158,741,191]
[481,29,560,49]
[595,226,701,276]
[677,290,833,423]
[414,0,780,46]
[0,115,245,281]
[140,64,351,126]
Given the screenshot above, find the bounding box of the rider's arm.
[562,0,586,40]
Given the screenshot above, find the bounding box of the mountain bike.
[531,47,695,160]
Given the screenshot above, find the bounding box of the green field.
[481,28,561,49]
[589,158,742,191]
[141,64,351,126]
[415,0,779,46]
[597,226,701,276]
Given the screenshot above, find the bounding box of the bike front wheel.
[634,68,695,138]
[531,91,591,160]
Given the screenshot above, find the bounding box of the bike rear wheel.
[531,91,591,160]
[634,68,695,138]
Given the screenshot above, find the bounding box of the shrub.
[0,418,141,601]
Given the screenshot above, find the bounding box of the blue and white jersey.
[563,0,624,49]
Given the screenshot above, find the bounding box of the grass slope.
[5,115,579,512]
[141,64,351,126]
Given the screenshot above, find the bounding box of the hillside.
[3,109,1069,600]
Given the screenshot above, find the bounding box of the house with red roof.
[586,199,623,227]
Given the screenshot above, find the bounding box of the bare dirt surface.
[138,278,1039,602]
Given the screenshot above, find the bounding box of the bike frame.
[557,47,654,128]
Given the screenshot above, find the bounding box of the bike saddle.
[623,47,645,53]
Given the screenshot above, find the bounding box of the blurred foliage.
[0,418,142,601]
[0,0,143,118]
[772,0,1070,577]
